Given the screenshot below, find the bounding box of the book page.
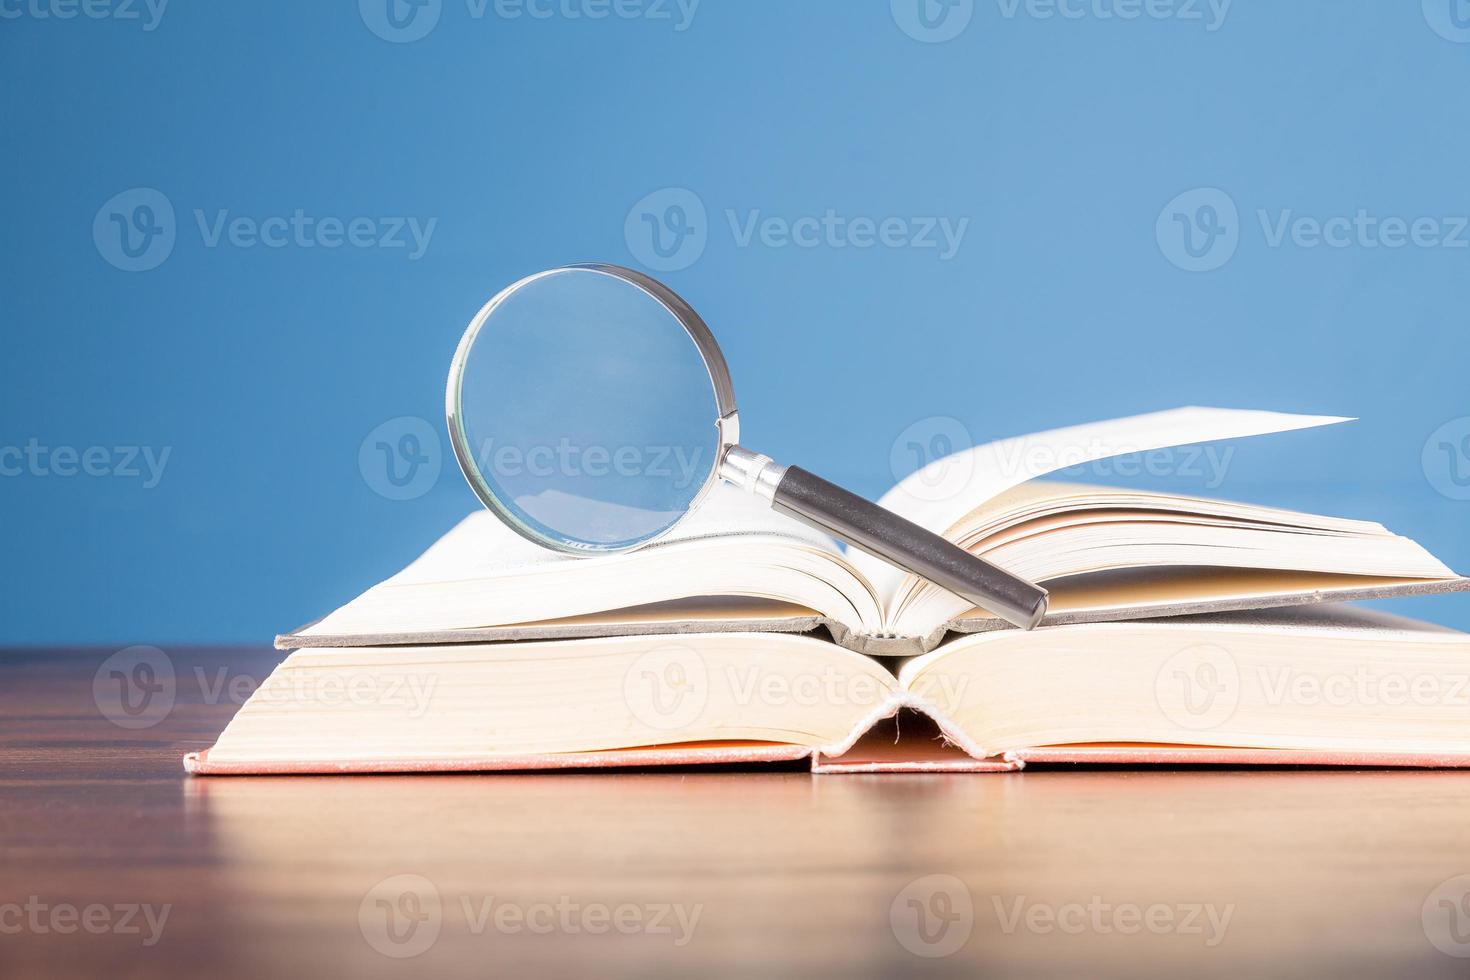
[898,607,1470,758]
[853,407,1353,606]
[938,480,1388,546]
[295,482,887,640]
[206,633,902,765]
[391,481,842,586]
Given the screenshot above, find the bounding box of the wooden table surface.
[5,646,1470,979]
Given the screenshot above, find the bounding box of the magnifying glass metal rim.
[445,262,742,556]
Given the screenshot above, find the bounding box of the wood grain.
[4,646,1470,978]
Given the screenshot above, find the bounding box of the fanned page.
[387,482,835,581]
[288,406,1465,652]
[848,407,1358,604]
[294,481,887,643]
[881,478,1458,638]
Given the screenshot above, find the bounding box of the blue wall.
[3,0,1468,644]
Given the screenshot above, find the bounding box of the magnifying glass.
[445,263,1049,630]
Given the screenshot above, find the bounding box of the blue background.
[3,0,1468,644]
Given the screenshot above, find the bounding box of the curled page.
[853,407,1355,604]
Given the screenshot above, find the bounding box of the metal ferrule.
[719,445,787,504]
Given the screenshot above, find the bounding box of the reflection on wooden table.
[4,647,1470,978]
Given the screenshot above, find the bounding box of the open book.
[188,605,1470,774]
[283,408,1467,657]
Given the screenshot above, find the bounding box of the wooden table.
[5,646,1470,978]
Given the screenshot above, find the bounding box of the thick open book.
[282,408,1468,656]
[188,605,1470,774]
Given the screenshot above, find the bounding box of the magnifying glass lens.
[451,268,721,552]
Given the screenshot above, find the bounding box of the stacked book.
[186,408,1470,775]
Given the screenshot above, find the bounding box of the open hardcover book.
[189,605,1470,774]
[279,407,1467,656]
[186,407,1470,775]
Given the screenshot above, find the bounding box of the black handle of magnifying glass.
[771,466,1049,631]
